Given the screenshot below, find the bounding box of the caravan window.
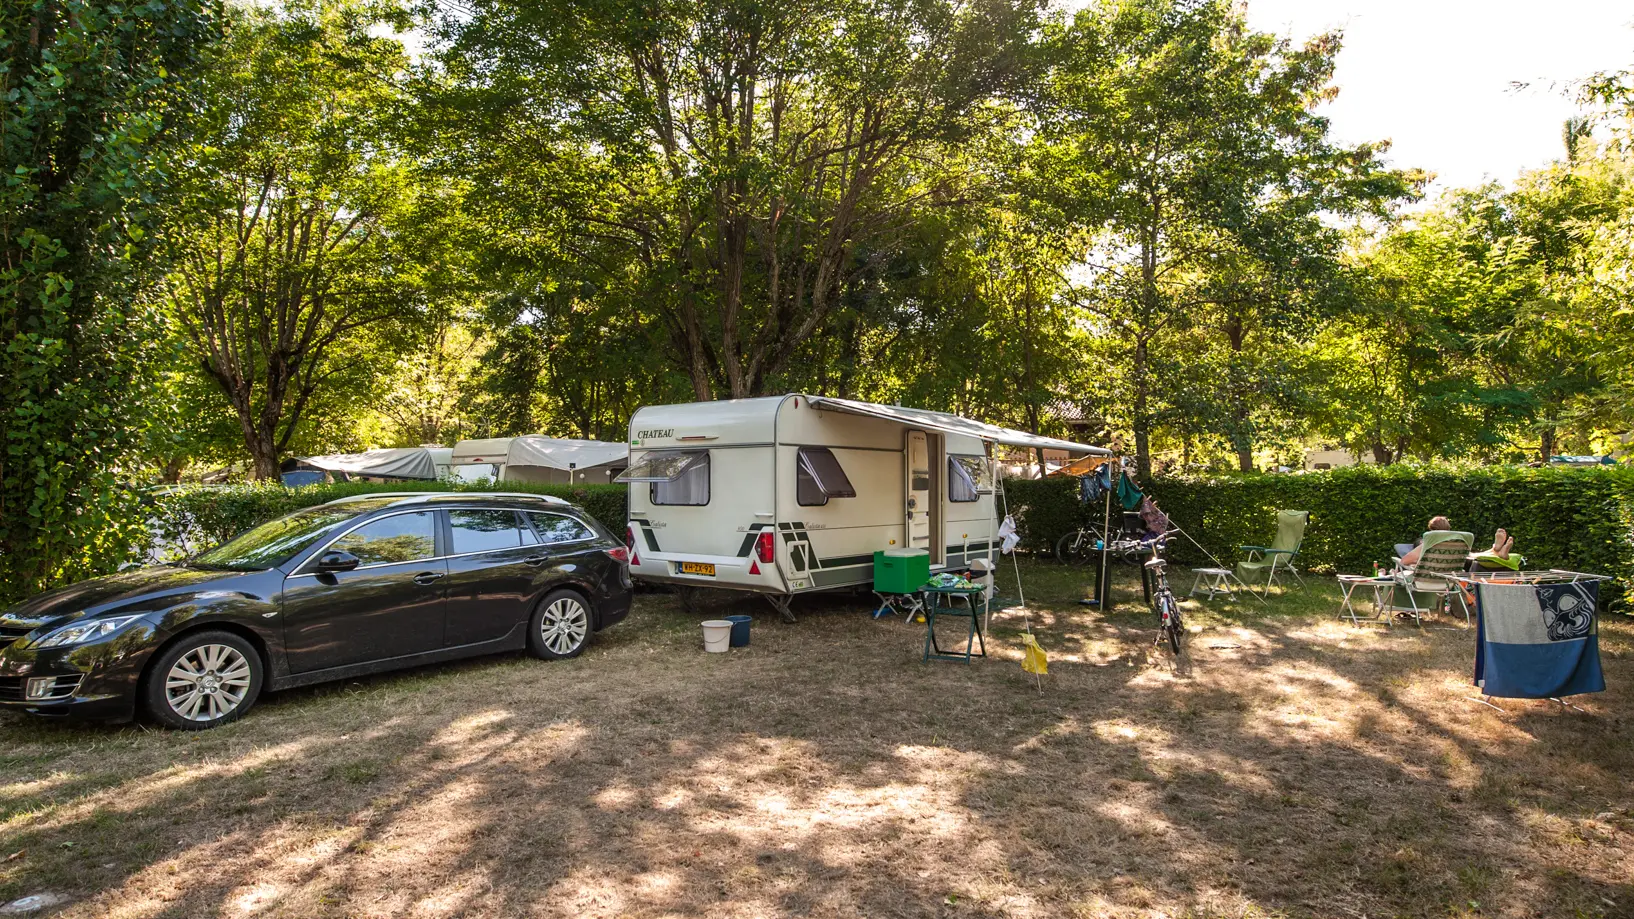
[796,447,857,507]
[948,455,989,503]
[617,450,711,506]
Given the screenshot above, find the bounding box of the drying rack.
[1449,569,1612,587]
[1449,569,1613,712]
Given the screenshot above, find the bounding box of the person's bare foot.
[1489,528,1512,559]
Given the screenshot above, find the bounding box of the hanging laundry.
[1117,471,1144,511]
[1139,497,1170,536]
[998,515,1021,555]
[1474,580,1604,699]
[1079,464,1113,505]
[1021,632,1049,675]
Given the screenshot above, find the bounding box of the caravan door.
[905,431,932,552]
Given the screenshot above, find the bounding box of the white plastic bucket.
[701,620,733,653]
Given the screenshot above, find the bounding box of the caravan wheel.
[675,586,702,614]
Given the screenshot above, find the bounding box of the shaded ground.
[1,560,1631,919]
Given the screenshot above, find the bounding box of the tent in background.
[297,447,438,482]
[504,437,628,484]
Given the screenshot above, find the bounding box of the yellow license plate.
[679,561,716,576]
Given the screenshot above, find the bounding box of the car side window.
[450,509,527,554]
[527,512,595,545]
[330,512,437,565]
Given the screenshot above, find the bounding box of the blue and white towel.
[1474,581,1604,699]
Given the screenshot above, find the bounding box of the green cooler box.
[873,548,930,594]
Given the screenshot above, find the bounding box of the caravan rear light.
[606,546,629,564]
[625,526,635,551]
[755,531,775,564]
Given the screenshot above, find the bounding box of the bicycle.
[1054,524,1104,565]
[1145,541,1184,656]
[1056,519,1148,565]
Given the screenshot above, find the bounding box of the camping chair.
[1236,510,1309,597]
[1393,530,1475,624]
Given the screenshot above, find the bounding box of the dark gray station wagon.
[0,493,633,729]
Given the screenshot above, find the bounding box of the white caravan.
[450,438,514,482]
[619,395,1108,618]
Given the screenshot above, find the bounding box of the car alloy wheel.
[165,643,254,723]
[540,596,589,656]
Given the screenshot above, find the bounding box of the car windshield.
[190,505,367,571]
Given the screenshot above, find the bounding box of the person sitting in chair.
[1398,516,1452,568]
[1472,527,1522,571]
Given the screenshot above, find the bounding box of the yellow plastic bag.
[1020,632,1048,676]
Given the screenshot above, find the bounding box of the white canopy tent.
[298,447,438,481]
[449,436,629,484]
[504,437,629,484]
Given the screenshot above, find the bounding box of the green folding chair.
[1237,510,1309,597]
[1394,530,1475,624]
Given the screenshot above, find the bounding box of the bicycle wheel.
[1053,532,1077,564]
[1158,591,1183,655]
[1055,529,1100,565]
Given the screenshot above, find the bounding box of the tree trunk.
[1540,426,1556,463]
[1133,336,1151,479]
[1226,314,1252,473]
[249,429,280,480]
[1369,441,1393,465]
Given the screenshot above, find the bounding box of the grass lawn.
[1,560,1631,918]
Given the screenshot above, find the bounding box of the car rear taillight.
[607,546,629,564]
[756,530,775,564]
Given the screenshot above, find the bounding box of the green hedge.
[144,481,629,562]
[1005,466,1634,610]
[103,467,1634,613]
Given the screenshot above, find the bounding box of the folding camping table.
[1335,574,1399,626]
[921,584,988,663]
[1189,567,1237,600]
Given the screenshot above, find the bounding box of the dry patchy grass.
[1,561,1631,919]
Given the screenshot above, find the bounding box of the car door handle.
[413,571,446,585]
[523,555,550,567]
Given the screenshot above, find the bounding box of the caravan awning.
[508,437,628,471]
[299,448,438,480]
[806,397,1112,456]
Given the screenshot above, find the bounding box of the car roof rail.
[406,492,571,506]
[323,492,442,505]
[323,491,570,507]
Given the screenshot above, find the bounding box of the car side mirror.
[315,550,361,572]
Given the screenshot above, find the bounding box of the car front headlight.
[27,616,142,650]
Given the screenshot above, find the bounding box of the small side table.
[1189,567,1236,600]
[872,591,925,620]
[1337,574,1400,626]
[921,585,988,663]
